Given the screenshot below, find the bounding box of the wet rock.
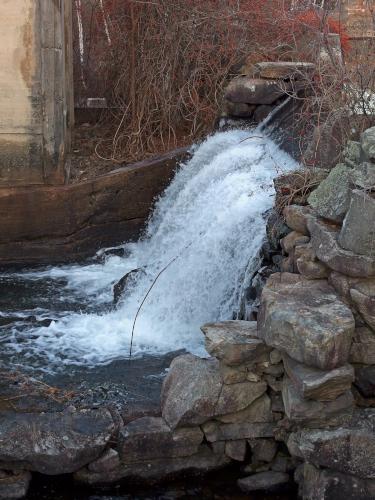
[280,231,309,255]
[201,321,270,367]
[0,408,115,475]
[282,377,354,424]
[258,274,355,370]
[361,126,375,161]
[354,364,375,398]
[225,440,247,461]
[308,215,375,277]
[238,471,290,492]
[224,101,256,118]
[225,77,291,105]
[161,355,222,429]
[0,471,31,500]
[283,354,354,401]
[248,439,277,463]
[88,449,120,473]
[253,105,273,123]
[202,420,275,442]
[339,190,375,258]
[75,444,230,485]
[118,417,203,463]
[283,204,312,235]
[350,326,375,365]
[298,463,375,500]
[266,209,291,251]
[287,409,375,479]
[307,163,352,223]
[295,243,330,279]
[113,268,145,305]
[217,393,272,424]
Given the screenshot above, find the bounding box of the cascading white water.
[2,129,299,370]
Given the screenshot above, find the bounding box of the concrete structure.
[0,0,73,187]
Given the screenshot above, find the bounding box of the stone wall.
[0,0,73,187]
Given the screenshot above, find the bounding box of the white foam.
[5,130,299,368]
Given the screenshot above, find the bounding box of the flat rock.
[283,204,312,235]
[258,274,354,370]
[215,381,267,417]
[308,214,375,277]
[298,463,375,500]
[350,327,375,364]
[283,354,354,401]
[0,408,115,474]
[282,377,354,424]
[0,471,31,500]
[361,126,375,161]
[238,471,289,492]
[217,393,272,424]
[254,61,315,80]
[161,355,222,429]
[287,409,375,479]
[201,321,270,366]
[75,444,230,485]
[225,77,292,105]
[339,190,375,258]
[118,417,203,463]
[202,420,275,442]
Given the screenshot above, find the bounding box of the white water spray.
[4,130,298,369]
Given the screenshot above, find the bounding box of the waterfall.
[2,129,298,370]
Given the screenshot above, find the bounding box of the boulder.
[298,463,375,500]
[258,274,355,370]
[225,77,292,105]
[283,354,354,401]
[0,471,31,500]
[282,377,354,424]
[307,163,352,223]
[294,243,330,279]
[283,204,312,235]
[361,126,375,161]
[308,215,375,277]
[287,409,375,479]
[254,61,315,80]
[75,444,230,485]
[351,161,375,189]
[0,408,115,474]
[339,190,375,258]
[354,364,375,398]
[161,355,222,429]
[225,440,247,461]
[224,101,256,118]
[201,321,270,366]
[113,268,145,305]
[238,471,290,492]
[350,327,375,365]
[343,140,362,168]
[118,417,203,463]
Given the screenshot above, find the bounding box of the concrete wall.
[0,0,73,187]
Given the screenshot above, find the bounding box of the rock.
[308,215,375,277]
[351,161,375,189]
[113,268,145,305]
[343,140,362,168]
[118,417,203,463]
[225,77,292,105]
[248,439,277,463]
[75,444,230,485]
[258,274,355,370]
[215,381,268,417]
[161,355,222,429]
[287,409,375,479]
[350,288,375,331]
[307,163,352,223]
[280,255,295,273]
[219,364,248,384]
[253,105,273,123]
[354,364,375,398]
[274,170,328,210]
[280,231,309,255]
[271,453,296,473]
[270,349,282,365]
[238,471,290,492]
[361,126,375,161]
[339,190,375,258]
[283,204,312,235]
[201,321,270,367]
[88,449,120,473]
[283,354,354,401]
[0,471,31,500]
[0,408,115,474]
[294,243,330,279]
[202,420,275,442]
[254,61,315,80]
[282,377,354,424]
[217,393,272,424]
[266,209,291,251]
[225,440,247,461]
[299,463,375,500]
[350,327,375,364]
[224,101,256,118]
